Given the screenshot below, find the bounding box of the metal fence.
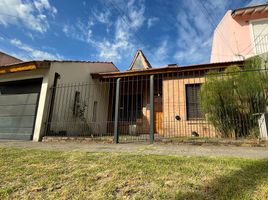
[45,67,268,143]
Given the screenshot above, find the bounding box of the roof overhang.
[0,61,50,75]
[92,61,244,79]
[232,4,268,18]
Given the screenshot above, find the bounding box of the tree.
[200,57,268,138]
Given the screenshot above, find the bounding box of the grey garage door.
[0,93,39,140]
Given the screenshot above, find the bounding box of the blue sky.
[0,0,267,70]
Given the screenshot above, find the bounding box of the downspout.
[46,72,61,135]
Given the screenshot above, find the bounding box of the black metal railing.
[45,67,268,142]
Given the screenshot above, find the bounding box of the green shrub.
[201,57,268,138]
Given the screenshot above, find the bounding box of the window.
[252,20,268,54]
[73,91,80,116]
[186,84,202,120]
[92,101,98,122]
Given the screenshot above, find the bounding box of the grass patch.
[0,148,268,199]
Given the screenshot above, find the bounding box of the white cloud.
[60,0,146,63]
[63,19,94,44]
[93,10,111,24]
[10,38,63,60]
[0,0,57,32]
[147,17,159,29]
[34,0,57,16]
[96,0,146,62]
[174,0,230,64]
[246,0,267,6]
[150,40,169,67]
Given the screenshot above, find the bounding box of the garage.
[0,79,42,140]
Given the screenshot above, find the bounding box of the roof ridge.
[43,60,114,63]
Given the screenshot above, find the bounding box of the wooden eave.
[92,61,244,79]
[232,4,268,18]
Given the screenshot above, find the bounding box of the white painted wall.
[0,61,118,141]
[45,62,117,138]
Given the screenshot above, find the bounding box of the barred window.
[92,101,98,122]
[186,84,202,120]
[119,94,143,121]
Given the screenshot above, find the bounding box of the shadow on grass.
[178,159,268,200]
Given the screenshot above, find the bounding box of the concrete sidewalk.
[0,140,268,159]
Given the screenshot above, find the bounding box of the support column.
[113,78,121,143]
[150,75,154,144]
[32,75,49,142]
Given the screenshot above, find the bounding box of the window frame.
[92,101,98,122]
[185,83,203,121]
[249,17,268,56]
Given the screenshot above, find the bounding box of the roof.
[0,59,118,69]
[92,60,244,79]
[232,3,268,17]
[43,60,119,71]
[43,60,115,64]
[128,49,152,70]
[0,52,22,66]
[0,60,119,75]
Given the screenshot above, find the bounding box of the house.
[46,49,244,143]
[0,53,118,141]
[0,51,22,66]
[211,3,268,63]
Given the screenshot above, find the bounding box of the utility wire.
[103,0,159,62]
[196,0,236,55]
[244,31,268,56]
[242,24,268,55]
[197,0,268,59]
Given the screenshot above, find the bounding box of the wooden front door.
[154,95,163,133]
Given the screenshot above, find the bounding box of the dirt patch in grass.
[156,137,268,147]
[0,148,268,199]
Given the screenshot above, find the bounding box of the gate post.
[113,78,121,144]
[150,75,154,144]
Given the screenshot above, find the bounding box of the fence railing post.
[114,78,121,144]
[45,72,60,135]
[150,75,154,144]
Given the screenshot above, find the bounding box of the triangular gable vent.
[128,49,152,70]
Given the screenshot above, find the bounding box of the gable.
[128,49,152,70]
[132,53,146,69]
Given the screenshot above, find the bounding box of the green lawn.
[0,148,268,199]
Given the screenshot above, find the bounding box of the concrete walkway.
[1,140,268,159]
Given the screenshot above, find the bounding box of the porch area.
[42,73,213,143]
[44,66,268,143]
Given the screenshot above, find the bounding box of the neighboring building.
[0,58,118,141]
[0,51,22,66]
[211,3,268,63]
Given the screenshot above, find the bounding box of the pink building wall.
[211,9,268,63]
